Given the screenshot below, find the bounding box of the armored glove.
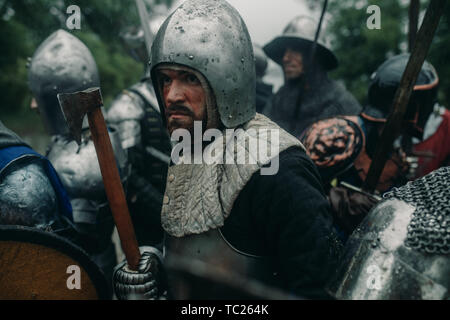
[113,247,165,300]
[329,187,379,235]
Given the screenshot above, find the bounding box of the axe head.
[57,87,103,145]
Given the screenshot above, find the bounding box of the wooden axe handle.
[87,108,141,270]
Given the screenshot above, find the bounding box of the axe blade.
[57,87,103,145]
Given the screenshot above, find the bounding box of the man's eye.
[161,76,171,85]
[186,74,200,84]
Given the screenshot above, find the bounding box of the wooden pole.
[363,0,445,193]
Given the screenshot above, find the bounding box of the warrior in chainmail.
[107,13,172,247]
[112,0,342,300]
[327,166,450,300]
[262,15,362,138]
[27,29,129,282]
[0,120,77,240]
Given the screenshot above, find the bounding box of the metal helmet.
[327,166,450,300]
[28,29,100,136]
[150,0,256,129]
[120,13,167,64]
[253,43,268,79]
[263,15,338,70]
[362,53,439,123]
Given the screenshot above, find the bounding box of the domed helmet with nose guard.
[150,0,256,129]
[27,30,100,136]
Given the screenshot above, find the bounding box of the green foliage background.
[0,0,172,152]
[312,0,450,107]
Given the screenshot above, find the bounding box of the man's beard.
[166,104,207,136]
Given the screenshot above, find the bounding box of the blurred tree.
[306,0,449,108]
[0,0,173,135]
[0,18,32,114]
[428,1,450,106]
[326,0,405,105]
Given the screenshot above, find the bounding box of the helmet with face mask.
[150,0,256,129]
[27,29,100,136]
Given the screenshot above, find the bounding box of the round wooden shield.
[0,225,111,300]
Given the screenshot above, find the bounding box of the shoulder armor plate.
[0,158,59,227]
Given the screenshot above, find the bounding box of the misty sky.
[225,0,313,45]
[170,0,318,90]
[225,0,316,89]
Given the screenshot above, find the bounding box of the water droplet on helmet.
[188,55,194,60]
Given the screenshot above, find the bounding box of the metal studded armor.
[327,166,450,299]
